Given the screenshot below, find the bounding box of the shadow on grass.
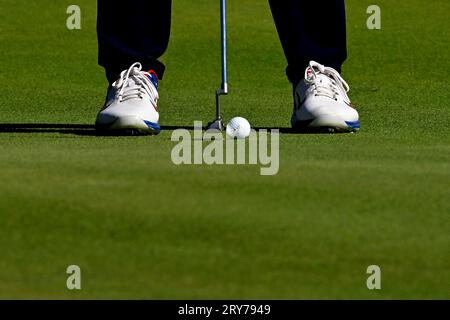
[0,123,194,136]
[0,123,314,136]
[0,123,94,135]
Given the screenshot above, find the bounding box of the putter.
[207,0,228,131]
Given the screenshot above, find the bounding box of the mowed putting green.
[0,0,449,299]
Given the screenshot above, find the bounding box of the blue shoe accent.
[345,120,360,129]
[146,73,159,90]
[143,120,161,133]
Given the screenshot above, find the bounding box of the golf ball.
[226,117,251,139]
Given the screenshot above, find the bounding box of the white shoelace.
[113,62,159,104]
[305,61,350,103]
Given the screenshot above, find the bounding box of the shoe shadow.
[253,127,333,134]
[0,123,95,135]
[0,123,327,136]
[0,123,198,136]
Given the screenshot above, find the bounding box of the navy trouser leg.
[97,0,172,83]
[269,0,347,84]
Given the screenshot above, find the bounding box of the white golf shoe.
[96,62,161,135]
[291,61,360,132]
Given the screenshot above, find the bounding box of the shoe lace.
[305,61,350,103]
[114,62,159,104]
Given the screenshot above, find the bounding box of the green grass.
[0,0,449,299]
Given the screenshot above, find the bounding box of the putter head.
[206,87,227,132]
[206,118,224,132]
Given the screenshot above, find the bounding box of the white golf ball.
[226,117,251,139]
